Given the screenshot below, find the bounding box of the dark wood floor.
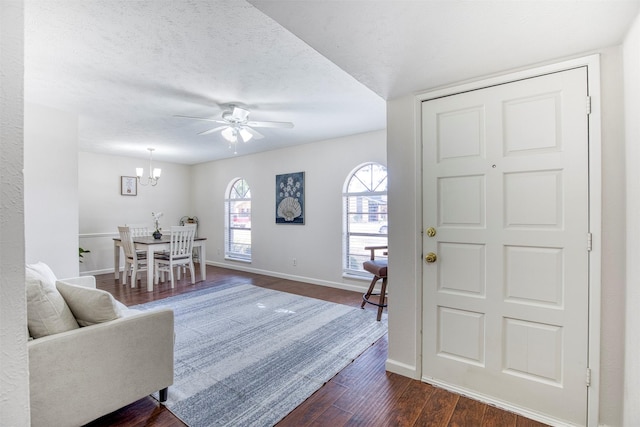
[85,265,547,427]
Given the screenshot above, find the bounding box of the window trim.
[225,178,252,262]
[342,162,388,277]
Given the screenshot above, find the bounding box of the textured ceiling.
[25,0,640,165]
[24,0,385,164]
[251,0,640,100]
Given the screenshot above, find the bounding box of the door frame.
[414,54,602,426]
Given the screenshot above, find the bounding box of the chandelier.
[136,148,161,186]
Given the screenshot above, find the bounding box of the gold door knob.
[425,252,437,263]
[426,227,436,237]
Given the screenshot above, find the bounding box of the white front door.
[421,67,589,425]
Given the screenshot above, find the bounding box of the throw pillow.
[56,281,124,327]
[26,261,58,287]
[26,268,79,339]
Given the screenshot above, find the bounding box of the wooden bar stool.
[361,245,388,321]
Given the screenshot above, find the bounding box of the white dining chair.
[154,225,196,288]
[125,224,151,260]
[118,226,149,287]
[126,224,150,238]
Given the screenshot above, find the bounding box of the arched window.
[343,162,387,276]
[225,178,251,261]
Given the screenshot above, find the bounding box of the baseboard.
[81,268,115,276]
[385,359,420,380]
[83,261,371,294]
[421,377,572,427]
[207,261,370,294]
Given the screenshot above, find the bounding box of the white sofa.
[26,265,174,427]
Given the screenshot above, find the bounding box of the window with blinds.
[225,178,252,261]
[343,163,388,276]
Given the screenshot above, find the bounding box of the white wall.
[191,130,386,292]
[78,132,385,287]
[24,103,79,278]
[386,49,628,425]
[624,13,640,426]
[386,93,421,379]
[78,151,192,275]
[599,47,627,427]
[0,1,29,425]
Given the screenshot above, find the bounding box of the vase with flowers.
[152,212,163,239]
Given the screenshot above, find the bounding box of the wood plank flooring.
[85,265,548,427]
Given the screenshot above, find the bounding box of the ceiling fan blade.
[246,120,294,129]
[243,126,264,140]
[174,114,226,124]
[198,125,227,136]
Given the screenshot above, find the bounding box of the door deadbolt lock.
[426,227,436,237]
[425,252,437,263]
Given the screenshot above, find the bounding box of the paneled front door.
[421,67,590,425]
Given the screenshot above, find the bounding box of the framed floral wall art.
[121,176,137,196]
[276,172,304,224]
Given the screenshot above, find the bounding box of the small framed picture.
[121,176,137,196]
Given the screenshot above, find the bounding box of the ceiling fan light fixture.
[239,127,253,143]
[221,126,236,142]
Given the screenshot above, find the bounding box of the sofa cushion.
[56,281,124,326]
[26,267,79,338]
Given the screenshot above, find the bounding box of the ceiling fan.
[175,105,294,147]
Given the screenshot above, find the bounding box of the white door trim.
[413,54,602,426]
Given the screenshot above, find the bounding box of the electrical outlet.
[292,258,297,266]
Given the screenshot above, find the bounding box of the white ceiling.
[25,0,640,165]
[251,0,640,99]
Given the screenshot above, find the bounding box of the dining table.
[113,235,207,292]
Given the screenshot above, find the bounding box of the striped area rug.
[133,282,387,427]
